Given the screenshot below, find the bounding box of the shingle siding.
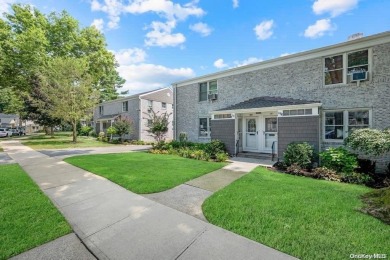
[210,119,235,155]
[278,116,320,160]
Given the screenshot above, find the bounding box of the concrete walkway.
[144,157,272,221]
[2,141,295,260]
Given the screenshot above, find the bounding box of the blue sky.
[1,0,390,94]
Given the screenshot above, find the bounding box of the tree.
[38,57,99,143]
[144,110,172,142]
[0,4,124,114]
[112,115,133,142]
[345,128,390,156]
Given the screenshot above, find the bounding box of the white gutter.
[173,84,177,140]
[210,103,322,115]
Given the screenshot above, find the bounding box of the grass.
[21,132,114,149]
[65,152,226,193]
[0,164,71,259]
[202,167,390,260]
[0,147,3,152]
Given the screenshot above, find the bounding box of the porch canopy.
[209,96,322,157]
[96,114,120,122]
[212,96,321,115]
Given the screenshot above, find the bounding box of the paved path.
[144,158,272,221]
[0,151,14,164]
[2,141,295,260]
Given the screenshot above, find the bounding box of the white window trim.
[162,102,167,110]
[323,48,371,86]
[199,117,211,138]
[199,80,218,102]
[322,108,372,142]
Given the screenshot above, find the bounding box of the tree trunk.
[50,126,54,137]
[72,121,77,143]
[44,126,50,135]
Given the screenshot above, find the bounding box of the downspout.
[139,96,142,141]
[174,84,177,140]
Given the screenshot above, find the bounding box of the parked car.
[11,128,21,136]
[0,128,13,137]
[0,131,6,138]
[12,127,26,136]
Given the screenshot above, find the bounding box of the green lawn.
[65,152,226,193]
[202,167,390,260]
[21,132,114,149]
[0,164,71,259]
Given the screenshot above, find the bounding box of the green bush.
[341,172,373,184]
[204,140,226,158]
[79,126,93,136]
[319,147,358,174]
[179,132,188,142]
[97,132,105,141]
[283,142,314,169]
[215,152,229,162]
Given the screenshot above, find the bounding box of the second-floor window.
[148,100,153,107]
[199,80,218,101]
[99,106,104,115]
[324,49,369,85]
[122,101,128,112]
[162,102,166,109]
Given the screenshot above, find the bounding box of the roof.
[0,113,18,119]
[100,87,171,105]
[173,31,390,87]
[216,96,320,112]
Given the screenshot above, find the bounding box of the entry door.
[264,117,277,151]
[244,118,258,151]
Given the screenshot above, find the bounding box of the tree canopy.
[0,4,124,115]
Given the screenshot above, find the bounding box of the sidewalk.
[2,141,296,260]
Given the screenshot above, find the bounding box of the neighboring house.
[0,113,42,134]
[93,88,173,142]
[173,31,390,172]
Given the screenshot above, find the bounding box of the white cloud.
[145,20,186,47]
[214,58,228,69]
[90,0,205,30]
[91,18,104,31]
[234,57,263,67]
[112,48,147,65]
[0,0,15,17]
[254,20,274,40]
[189,22,212,37]
[312,0,358,17]
[232,0,239,8]
[304,19,336,39]
[117,63,195,94]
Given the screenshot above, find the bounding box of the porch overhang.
[210,96,322,115]
[96,114,119,121]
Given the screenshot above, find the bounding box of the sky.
[1,0,390,95]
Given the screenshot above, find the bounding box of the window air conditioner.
[208,94,218,100]
[349,71,368,82]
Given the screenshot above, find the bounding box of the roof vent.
[347,33,364,41]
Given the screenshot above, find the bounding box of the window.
[199,80,218,101]
[147,100,153,107]
[282,108,313,116]
[265,118,277,132]
[324,110,370,141]
[199,118,211,137]
[147,119,152,127]
[199,82,208,101]
[324,49,369,85]
[99,106,104,115]
[122,101,128,112]
[213,114,233,119]
[162,102,167,109]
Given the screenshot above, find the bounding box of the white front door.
[264,117,278,152]
[244,117,258,151]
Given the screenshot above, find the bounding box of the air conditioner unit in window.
[208,94,218,100]
[349,71,368,82]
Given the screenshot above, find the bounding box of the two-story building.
[93,88,173,142]
[173,31,390,171]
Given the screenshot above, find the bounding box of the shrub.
[97,132,105,141]
[357,159,376,175]
[341,172,373,185]
[286,164,303,175]
[215,152,229,162]
[191,150,210,161]
[312,167,340,181]
[283,142,314,169]
[204,140,226,158]
[79,126,93,136]
[319,147,358,174]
